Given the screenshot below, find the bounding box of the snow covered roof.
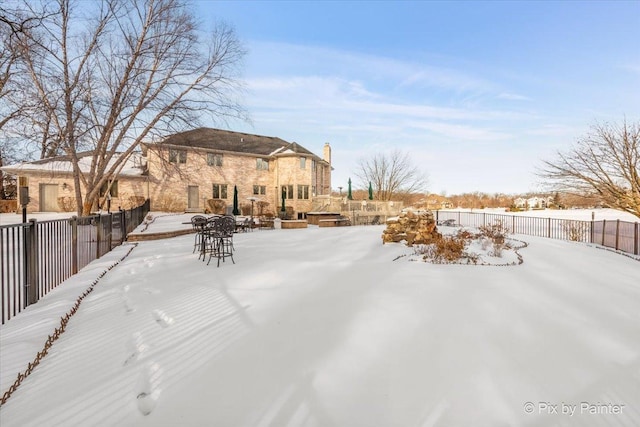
[0,152,147,177]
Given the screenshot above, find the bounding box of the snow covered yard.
[1,218,639,426]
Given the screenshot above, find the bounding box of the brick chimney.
[323,142,331,164]
[322,143,332,194]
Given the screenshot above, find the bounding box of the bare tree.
[539,119,640,218]
[355,149,428,201]
[1,5,46,198]
[12,0,246,215]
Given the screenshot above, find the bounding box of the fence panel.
[593,220,638,254]
[112,211,124,246]
[0,224,26,323]
[76,215,98,272]
[36,219,73,298]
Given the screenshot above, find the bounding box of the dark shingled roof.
[156,128,318,158]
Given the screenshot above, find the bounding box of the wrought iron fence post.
[25,219,39,306]
[96,214,102,260]
[635,222,639,255]
[108,212,113,250]
[615,219,620,251]
[120,208,126,242]
[547,218,551,238]
[601,219,606,246]
[71,216,78,274]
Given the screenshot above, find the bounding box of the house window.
[297,185,309,200]
[281,185,294,200]
[212,184,227,199]
[100,180,118,197]
[300,157,306,169]
[253,185,266,195]
[312,160,316,171]
[169,149,187,163]
[207,153,223,166]
[256,158,269,170]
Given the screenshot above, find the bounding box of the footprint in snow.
[152,309,174,328]
[124,332,147,366]
[136,362,162,415]
[122,285,136,314]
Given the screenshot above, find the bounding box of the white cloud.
[247,41,497,95]
[497,92,531,101]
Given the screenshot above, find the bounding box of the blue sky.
[195,0,640,195]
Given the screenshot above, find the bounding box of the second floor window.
[207,153,223,166]
[300,157,306,169]
[256,158,269,170]
[169,149,187,163]
[213,184,227,199]
[253,185,266,195]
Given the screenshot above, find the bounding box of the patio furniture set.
[190,215,237,267]
[189,214,278,266]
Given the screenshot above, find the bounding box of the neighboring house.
[513,196,553,210]
[1,128,332,218]
[422,195,453,210]
[0,151,147,213]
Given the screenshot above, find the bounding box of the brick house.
[2,128,332,218]
[145,128,332,217]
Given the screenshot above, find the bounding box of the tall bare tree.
[539,119,640,218]
[13,0,246,215]
[1,5,47,197]
[355,149,428,201]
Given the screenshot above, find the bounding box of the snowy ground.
[1,213,639,426]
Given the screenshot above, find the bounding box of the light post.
[248,196,257,222]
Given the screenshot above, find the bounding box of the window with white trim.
[212,184,228,199]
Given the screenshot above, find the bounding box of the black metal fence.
[435,210,640,256]
[1,199,150,324]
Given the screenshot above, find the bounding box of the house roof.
[0,151,146,177]
[151,128,321,159]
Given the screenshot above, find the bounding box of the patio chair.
[237,217,251,232]
[204,215,236,267]
[371,215,381,225]
[190,215,208,254]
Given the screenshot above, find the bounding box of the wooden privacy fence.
[0,199,149,324]
[434,210,640,256]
